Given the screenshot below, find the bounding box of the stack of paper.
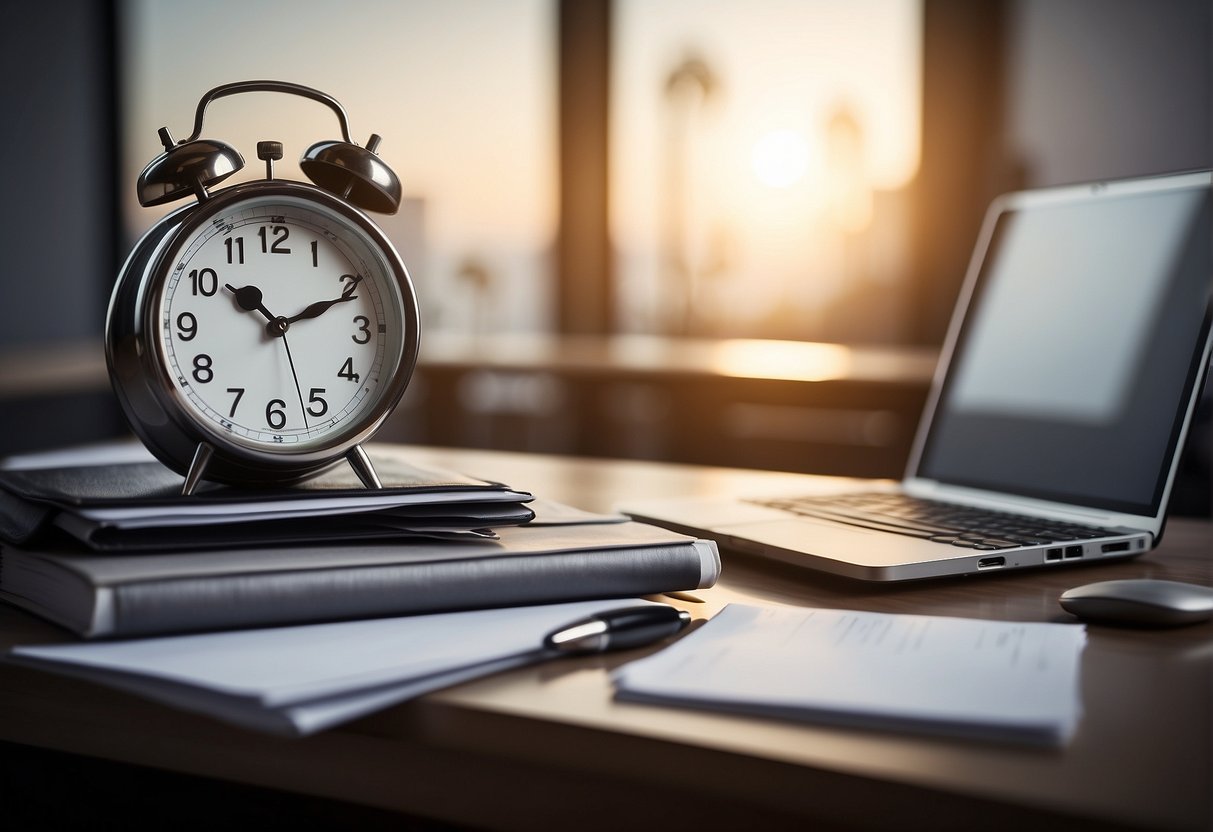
[0,447,535,551]
[614,604,1087,745]
[0,444,720,738]
[9,599,663,736]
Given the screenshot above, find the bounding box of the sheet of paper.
[10,598,662,736]
[614,603,1087,745]
[1,440,155,470]
[0,442,531,528]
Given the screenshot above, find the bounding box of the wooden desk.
[0,447,1209,831]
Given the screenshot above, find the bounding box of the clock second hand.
[224,283,309,432]
[279,331,311,433]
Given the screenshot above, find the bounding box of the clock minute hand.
[284,293,357,325]
[285,275,363,325]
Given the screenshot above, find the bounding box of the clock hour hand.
[284,275,362,325]
[225,283,276,322]
[225,283,290,337]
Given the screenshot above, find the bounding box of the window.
[123,1,922,343]
[611,0,922,342]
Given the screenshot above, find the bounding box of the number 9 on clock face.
[154,190,411,451]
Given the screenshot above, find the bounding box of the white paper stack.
[9,599,660,736]
[614,603,1087,745]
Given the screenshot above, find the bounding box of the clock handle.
[140,80,402,213]
[182,80,355,145]
[346,444,384,490]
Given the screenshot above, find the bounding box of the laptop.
[622,170,1213,581]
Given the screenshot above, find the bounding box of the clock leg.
[182,442,214,496]
[346,444,383,489]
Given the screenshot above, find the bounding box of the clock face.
[153,191,410,453]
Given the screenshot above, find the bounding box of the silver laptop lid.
[904,170,1212,537]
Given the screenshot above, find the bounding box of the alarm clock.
[107,80,421,494]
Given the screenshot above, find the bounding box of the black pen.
[544,605,692,655]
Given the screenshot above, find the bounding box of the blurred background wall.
[0,0,1208,508]
[0,1,123,447]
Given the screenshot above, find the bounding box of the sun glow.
[710,339,852,382]
[751,129,810,189]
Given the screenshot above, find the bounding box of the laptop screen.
[915,175,1211,517]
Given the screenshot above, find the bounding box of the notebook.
[622,170,1212,581]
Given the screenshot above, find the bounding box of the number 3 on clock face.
[154,191,409,452]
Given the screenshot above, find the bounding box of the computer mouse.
[1059,579,1213,627]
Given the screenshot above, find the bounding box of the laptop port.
[977,556,1006,569]
[1045,548,1063,562]
[1101,541,1132,553]
[1064,545,1084,559]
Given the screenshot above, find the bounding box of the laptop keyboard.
[749,492,1117,551]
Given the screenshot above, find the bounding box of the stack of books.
[0,444,718,639]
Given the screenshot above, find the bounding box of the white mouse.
[1059,579,1213,627]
